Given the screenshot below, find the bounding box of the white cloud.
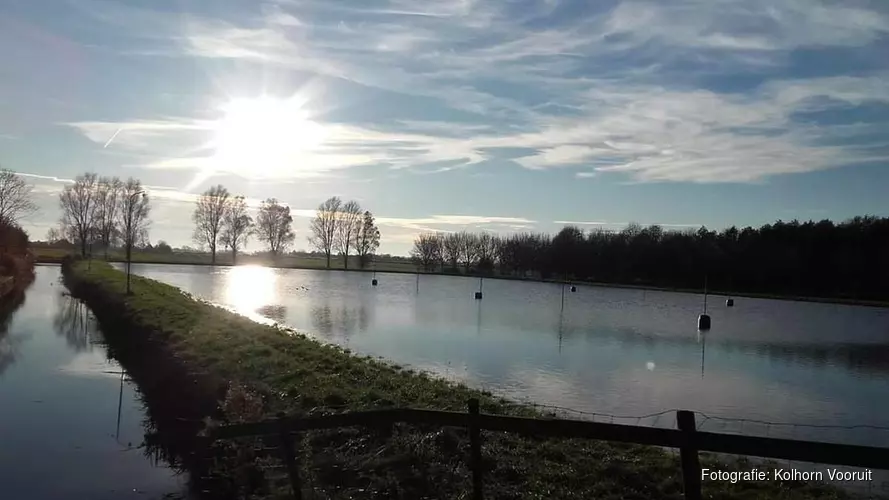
[54,0,889,184]
[602,0,889,53]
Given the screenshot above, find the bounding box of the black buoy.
[474,277,483,300]
[726,298,734,307]
[474,291,483,300]
[698,313,711,330]
[570,286,577,293]
[372,279,378,286]
[698,275,711,330]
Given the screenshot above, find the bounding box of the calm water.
[126,263,889,447]
[0,266,190,499]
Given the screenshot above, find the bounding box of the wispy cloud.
[55,0,889,185]
[376,214,536,232]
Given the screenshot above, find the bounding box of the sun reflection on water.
[224,266,276,315]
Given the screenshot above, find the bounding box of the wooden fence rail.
[208,399,889,500]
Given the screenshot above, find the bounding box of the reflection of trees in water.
[310,301,372,341]
[52,293,102,352]
[100,331,211,498]
[0,289,28,377]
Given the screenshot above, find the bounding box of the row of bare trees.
[192,185,297,264]
[56,173,151,263]
[308,196,380,269]
[1,168,382,269]
[191,190,381,267]
[410,231,500,273]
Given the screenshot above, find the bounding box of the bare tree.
[0,169,37,225]
[308,196,342,269]
[45,227,62,244]
[59,173,99,257]
[475,232,500,271]
[192,185,230,264]
[335,200,362,270]
[355,211,381,269]
[255,198,294,258]
[118,179,150,293]
[458,231,479,272]
[220,195,253,264]
[411,233,443,272]
[94,176,123,258]
[442,232,461,271]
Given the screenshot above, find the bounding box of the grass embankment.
[62,260,849,499]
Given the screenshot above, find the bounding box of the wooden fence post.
[277,413,303,500]
[468,398,484,500]
[677,410,702,500]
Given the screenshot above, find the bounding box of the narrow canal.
[0,265,192,499]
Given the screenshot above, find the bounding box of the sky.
[1,0,888,256]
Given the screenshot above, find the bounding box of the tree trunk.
[232,247,238,265]
[81,236,87,257]
[343,251,349,270]
[210,243,216,264]
[326,252,331,269]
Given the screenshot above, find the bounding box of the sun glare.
[224,265,277,315]
[211,96,327,177]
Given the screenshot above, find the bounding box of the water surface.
[0,266,190,499]
[126,263,889,448]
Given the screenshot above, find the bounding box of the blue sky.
[1,0,888,255]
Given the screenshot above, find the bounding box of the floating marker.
[726,298,734,307]
[570,285,577,293]
[474,291,483,300]
[475,277,483,299]
[372,279,378,286]
[698,313,711,330]
[697,276,712,329]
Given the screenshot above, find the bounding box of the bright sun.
[210,96,326,178]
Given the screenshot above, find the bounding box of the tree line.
[411,217,889,301]
[190,187,380,268]
[52,173,382,268]
[54,173,151,264]
[8,168,886,300]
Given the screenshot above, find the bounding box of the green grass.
[63,260,855,499]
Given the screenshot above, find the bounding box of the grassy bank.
[62,260,851,499]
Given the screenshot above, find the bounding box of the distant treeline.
[412,216,889,301]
